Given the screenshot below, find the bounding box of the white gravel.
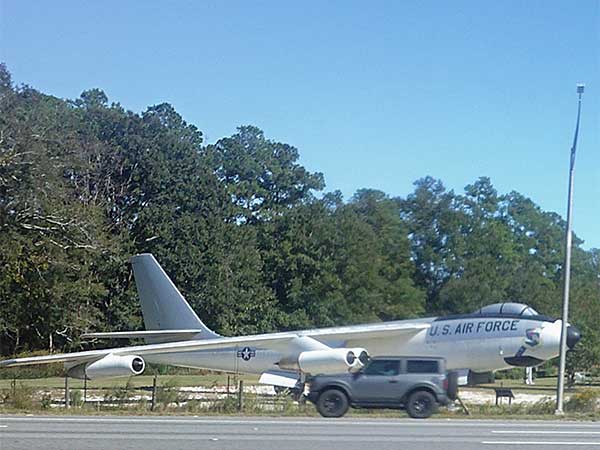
[459,388,554,405]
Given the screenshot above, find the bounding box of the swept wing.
[0,321,428,368]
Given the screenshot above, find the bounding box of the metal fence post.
[121,381,126,407]
[83,377,87,404]
[64,376,70,409]
[151,374,157,411]
[237,380,244,411]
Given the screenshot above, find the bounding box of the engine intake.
[67,354,145,380]
[297,348,369,375]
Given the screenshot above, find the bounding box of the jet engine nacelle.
[67,354,145,380]
[297,348,369,375]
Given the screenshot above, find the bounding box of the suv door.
[350,359,403,404]
[403,358,444,397]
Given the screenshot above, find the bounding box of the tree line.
[0,64,598,371]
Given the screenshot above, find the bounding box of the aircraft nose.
[567,325,581,350]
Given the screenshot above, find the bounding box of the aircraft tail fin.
[130,254,219,340]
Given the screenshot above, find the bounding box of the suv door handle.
[388,379,398,383]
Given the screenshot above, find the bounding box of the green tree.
[208,125,325,223]
[399,177,465,313]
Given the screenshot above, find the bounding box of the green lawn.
[1,373,598,395]
[473,377,600,395]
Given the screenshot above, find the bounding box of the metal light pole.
[555,84,584,414]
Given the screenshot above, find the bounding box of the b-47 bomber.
[0,254,581,388]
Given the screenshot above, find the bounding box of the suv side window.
[363,359,399,376]
[406,359,439,373]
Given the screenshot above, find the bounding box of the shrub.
[207,391,267,414]
[184,399,208,413]
[494,368,523,380]
[155,379,182,409]
[104,379,134,406]
[565,390,599,413]
[7,383,34,410]
[209,394,240,413]
[465,399,556,417]
[40,393,53,409]
[70,389,83,407]
[527,398,555,415]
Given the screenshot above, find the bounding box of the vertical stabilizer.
[130,254,219,339]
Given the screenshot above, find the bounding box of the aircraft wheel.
[274,386,304,401]
[316,389,349,418]
[273,386,288,395]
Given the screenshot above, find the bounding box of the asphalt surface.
[0,415,599,450]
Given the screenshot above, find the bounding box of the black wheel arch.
[402,385,439,404]
[316,384,350,400]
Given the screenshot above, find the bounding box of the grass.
[6,373,597,392]
[1,374,598,420]
[465,376,600,395]
[1,402,597,421]
[0,373,260,390]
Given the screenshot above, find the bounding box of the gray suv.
[306,356,457,418]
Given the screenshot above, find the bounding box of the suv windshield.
[363,359,399,376]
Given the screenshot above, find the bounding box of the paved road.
[0,415,599,450]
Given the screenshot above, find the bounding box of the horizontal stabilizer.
[81,330,204,343]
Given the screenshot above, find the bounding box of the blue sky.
[1,1,598,248]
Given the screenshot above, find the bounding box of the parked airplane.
[0,254,581,388]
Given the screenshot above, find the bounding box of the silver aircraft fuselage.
[144,313,565,375]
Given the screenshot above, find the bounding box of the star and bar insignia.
[237,346,256,361]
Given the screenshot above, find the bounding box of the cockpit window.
[520,306,539,316]
[435,302,549,323]
[475,302,538,317]
[477,304,502,315]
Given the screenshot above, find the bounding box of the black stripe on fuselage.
[434,313,556,323]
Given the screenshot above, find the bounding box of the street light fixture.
[555,83,585,414]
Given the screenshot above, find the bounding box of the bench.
[494,388,515,406]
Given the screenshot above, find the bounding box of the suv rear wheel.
[316,389,349,418]
[406,390,436,419]
[446,371,459,401]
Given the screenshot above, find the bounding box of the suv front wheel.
[406,390,437,419]
[316,389,349,418]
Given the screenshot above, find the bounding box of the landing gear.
[273,385,287,395]
[273,384,305,402]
